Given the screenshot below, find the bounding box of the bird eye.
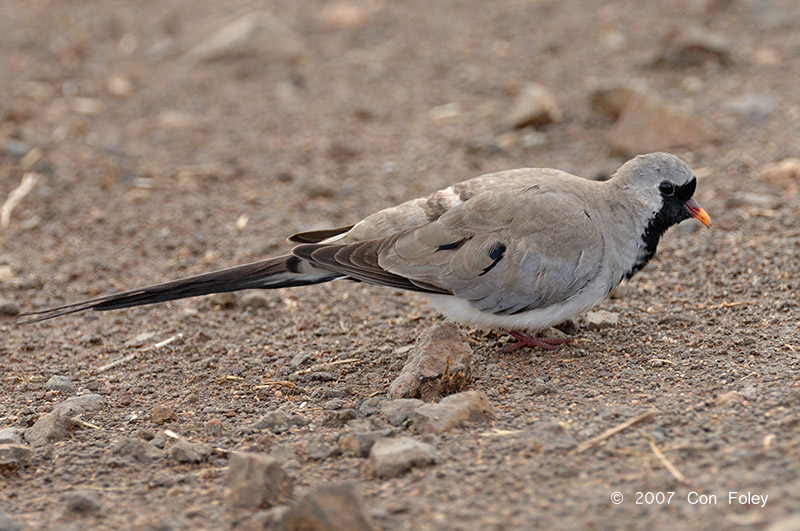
[659,182,675,196]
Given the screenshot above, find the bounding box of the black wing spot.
[285,255,302,273]
[436,238,468,252]
[480,242,506,276]
[584,209,591,219]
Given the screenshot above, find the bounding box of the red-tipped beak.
[685,198,712,228]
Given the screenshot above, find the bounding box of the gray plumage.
[22,152,711,338]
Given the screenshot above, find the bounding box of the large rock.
[52,394,105,418]
[379,399,425,426]
[23,413,80,447]
[388,322,473,401]
[281,483,374,531]
[370,437,436,479]
[110,438,165,464]
[0,444,33,469]
[0,428,23,445]
[227,452,294,511]
[608,90,715,155]
[654,25,732,67]
[407,391,494,435]
[168,439,212,464]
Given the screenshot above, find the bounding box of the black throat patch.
[624,179,697,280]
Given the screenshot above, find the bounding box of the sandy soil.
[1,0,799,529]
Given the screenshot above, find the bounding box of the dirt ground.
[2,0,799,529]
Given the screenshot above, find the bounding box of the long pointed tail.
[19,255,341,323]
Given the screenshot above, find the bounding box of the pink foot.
[504,331,573,352]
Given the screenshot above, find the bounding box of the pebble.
[205,418,224,436]
[339,429,394,457]
[0,509,21,531]
[508,82,563,128]
[63,491,101,515]
[52,394,105,418]
[169,439,212,464]
[370,436,436,479]
[513,421,577,453]
[590,83,647,120]
[0,444,33,469]
[227,452,294,511]
[0,427,23,444]
[583,310,620,330]
[186,12,307,66]
[608,90,715,155]
[760,158,800,187]
[0,299,20,316]
[4,139,30,157]
[110,438,165,464]
[241,291,275,309]
[407,391,494,435]
[250,410,309,432]
[654,25,732,67]
[24,412,79,447]
[44,375,76,394]
[151,405,177,424]
[388,322,473,400]
[379,399,425,426]
[307,435,341,461]
[281,483,374,531]
[715,391,744,406]
[209,292,238,308]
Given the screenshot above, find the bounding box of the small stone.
[609,285,636,299]
[0,509,21,531]
[724,93,778,121]
[715,391,744,406]
[63,491,100,514]
[289,353,310,368]
[44,375,76,394]
[513,421,577,453]
[0,444,33,469]
[227,452,294,511]
[590,83,647,120]
[281,483,374,531]
[318,2,378,29]
[124,331,157,347]
[760,158,800,188]
[205,418,224,436]
[0,299,20,316]
[655,25,732,67]
[52,394,105,418]
[151,405,177,424]
[186,12,307,65]
[0,427,23,444]
[388,322,473,401]
[508,82,562,128]
[379,399,425,426]
[339,429,394,458]
[250,410,308,432]
[307,435,341,461]
[209,292,238,308]
[4,139,30,157]
[169,439,212,464]
[407,391,494,435]
[24,413,80,447]
[369,437,436,479]
[241,291,275,309]
[608,90,715,155]
[583,310,620,330]
[110,438,165,464]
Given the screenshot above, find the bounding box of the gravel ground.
[1,0,799,529]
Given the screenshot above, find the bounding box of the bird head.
[615,152,712,230]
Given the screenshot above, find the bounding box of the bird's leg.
[504,331,573,352]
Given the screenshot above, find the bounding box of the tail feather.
[19,255,341,323]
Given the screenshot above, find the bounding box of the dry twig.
[1,172,39,230]
[571,410,657,454]
[291,357,359,376]
[642,432,688,484]
[95,333,183,373]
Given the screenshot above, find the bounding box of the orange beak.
[685,198,712,228]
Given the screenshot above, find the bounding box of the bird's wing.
[293,184,606,315]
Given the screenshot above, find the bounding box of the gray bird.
[22,152,711,350]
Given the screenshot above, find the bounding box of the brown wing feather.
[288,225,355,243]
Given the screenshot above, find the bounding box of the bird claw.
[504,331,573,352]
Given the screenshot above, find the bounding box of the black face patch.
[625,178,697,279]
